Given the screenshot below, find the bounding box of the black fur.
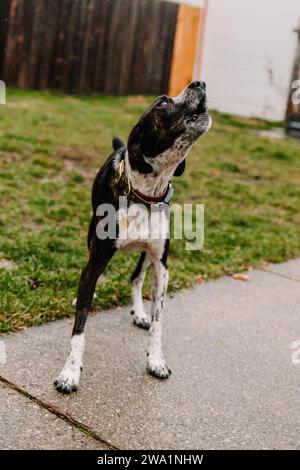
[112,137,125,151]
[73,236,116,335]
[127,85,207,175]
[174,160,186,177]
[160,238,170,268]
[127,99,185,174]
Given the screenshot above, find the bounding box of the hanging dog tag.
[119,216,129,230]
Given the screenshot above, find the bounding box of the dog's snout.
[188,80,206,91]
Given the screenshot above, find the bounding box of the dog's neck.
[124,147,187,197]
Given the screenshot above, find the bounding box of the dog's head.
[127,81,211,175]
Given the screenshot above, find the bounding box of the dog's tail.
[112,137,125,151]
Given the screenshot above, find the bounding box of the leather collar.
[130,183,173,208]
[114,158,173,208]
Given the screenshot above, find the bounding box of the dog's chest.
[115,204,169,255]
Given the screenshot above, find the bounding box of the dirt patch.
[55,145,99,162]
[126,96,148,106]
[22,219,42,232]
[6,101,39,111]
[1,152,24,163]
[0,258,18,271]
[64,159,95,180]
[258,129,285,140]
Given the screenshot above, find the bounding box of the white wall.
[200,0,300,120]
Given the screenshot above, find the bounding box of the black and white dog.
[54,81,211,393]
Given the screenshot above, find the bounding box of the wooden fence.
[0,0,11,77]
[0,0,202,96]
[169,4,201,96]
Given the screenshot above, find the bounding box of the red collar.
[114,158,174,207]
[132,185,169,203]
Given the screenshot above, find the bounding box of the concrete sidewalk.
[0,258,300,449]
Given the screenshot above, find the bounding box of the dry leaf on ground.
[232,273,250,281]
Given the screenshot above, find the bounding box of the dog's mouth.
[186,97,207,123]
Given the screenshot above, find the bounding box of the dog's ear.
[112,137,125,151]
[128,122,153,174]
[173,160,186,177]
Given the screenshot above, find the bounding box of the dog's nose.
[188,80,206,91]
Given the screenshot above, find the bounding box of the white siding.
[200,0,300,120]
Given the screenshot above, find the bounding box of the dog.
[54,81,211,393]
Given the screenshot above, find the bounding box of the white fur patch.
[54,333,85,392]
[115,202,169,254]
[125,147,188,197]
[147,264,171,378]
[132,255,151,328]
[147,321,171,378]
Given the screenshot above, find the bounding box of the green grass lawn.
[0,89,300,332]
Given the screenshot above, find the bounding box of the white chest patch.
[115,203,169,256]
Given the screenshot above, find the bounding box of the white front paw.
[132,310,151,330]
[147,354,172,379]
[54,367,81,394]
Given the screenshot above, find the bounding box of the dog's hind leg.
[131,252,152,329]
[147,251,171,379]
[54,237,115,394]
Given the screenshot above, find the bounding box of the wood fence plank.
[160,1,178,94]
[117,0,139,95]
[93,0,109,92]
[169,4,201,97]
[3,0,24,84]
[0,0,11,77]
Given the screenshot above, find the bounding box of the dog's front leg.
[147,259,171,379]
[54,237,115,393]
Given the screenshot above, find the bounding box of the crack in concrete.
[0,375,120,450]
[262,268,300,283]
